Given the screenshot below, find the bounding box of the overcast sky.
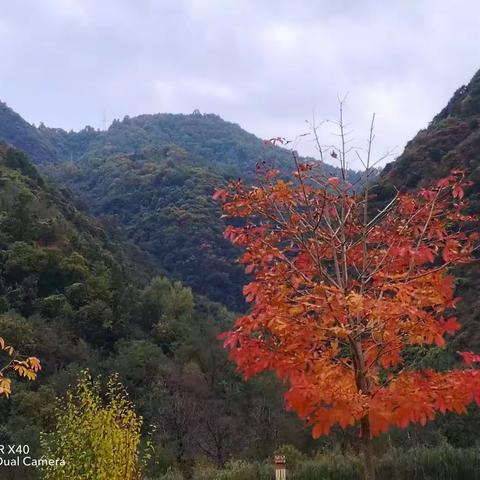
[1,0,479,169]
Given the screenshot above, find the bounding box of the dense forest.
[0,69,479,479]
[0,104,367,310]
[373,69,480,352]
[0,143,315,479]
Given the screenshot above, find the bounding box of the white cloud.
[46,0,92,24]
[0,0,479,168]
[261,23,300,54]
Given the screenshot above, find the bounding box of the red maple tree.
[214,120,480,479]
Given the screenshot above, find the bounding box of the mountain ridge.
[374,68,480,351]
[0,100,363,177]
[0,103,366,309]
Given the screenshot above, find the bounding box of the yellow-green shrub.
[41,371,143,480]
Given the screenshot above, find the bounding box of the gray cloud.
[1,0,479,168]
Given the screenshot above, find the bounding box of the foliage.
[274,444,304,470]
[0,335,40,396]
[55,146,247,310]
[293,447,480,480]
[2,72,480,478]
[41,371,143,480]
[192,459,272,480]
[0,103,366,310]
[376,446,480,480]
[158,470,186,480]
[218,160,480,437]
[0,145,313,479]
[216,106,480,480]
[0,102,57,165]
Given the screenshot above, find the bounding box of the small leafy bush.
[41,371,143,480]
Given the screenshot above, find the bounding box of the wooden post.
[274,455,287,480]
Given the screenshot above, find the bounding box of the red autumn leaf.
[212,188,228,202]
[245,263,255,274]
[458,351,480,365]
[243,283,259,303]
[265,169,280,180]
[420,189,436,201]
[437,178,451,188]
[223,225,236,241]
[298,163,313,172]
[452,185,464,199]
[440,317,461,335]
[327,177,340,187]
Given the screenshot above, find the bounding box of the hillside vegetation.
[0,144,313,479]
[0,69,480,478]
[0,105,365,309]
[374,69,480,351]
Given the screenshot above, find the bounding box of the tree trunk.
[360,416,376,480]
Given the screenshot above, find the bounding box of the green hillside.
[374,69,480,351]
[0,144,312,479]
[0,102,58,165]
[57,145,246,309]
[0,105,365,310]
[0,143,155,466]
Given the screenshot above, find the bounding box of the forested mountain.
[0,142,154,465]
[0,104,364,309]
[56,145,247,309]
[374,69,480,351]
[0,144,313,479]
[376,70,480,206]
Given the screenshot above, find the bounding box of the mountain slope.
[373,69,480,350]
[41,111,364,179]
[57,144,246,309]
[0,142,157,344]
[377,70,480,207]
[0,144,312,478]
[1,71,480,472]
[0,143,160,466]
[0,101,58,165]
[0,106,367,309]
